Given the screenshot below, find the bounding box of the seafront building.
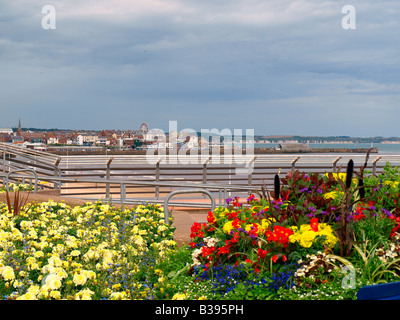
[2,119,399,154]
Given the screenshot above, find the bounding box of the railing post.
[224,187,227,207]
[202,156,211,185]
[54,157,61,190]
[247,156,257,186]
[2,150,5,174]
[332,157,342,173]
[373,157,382,175]
[106,156,114,200]
[291,156,300,174]
[120,183,126,207]
[155,157,164,199]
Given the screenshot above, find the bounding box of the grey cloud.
[0,0,399,136]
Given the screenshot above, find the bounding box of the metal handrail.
[1,147,397,203]
[5,169,38,194]
[164,189,216,225]
[0,172,257,205]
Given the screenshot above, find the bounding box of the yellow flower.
[0,266,15,281]
[223,221,235,234]
[110,291,129,300]
[16,291,37,300]
[385,181,400,188]
[34,251,44,259]
[44,273,62,290]
[29,263,40,271]
[84,270,96,280]
[325,172,357,185]
[27,285,40,295]
[13,280,24,288]
[154,269,163,276]
[289,222,338,249]
[298,231,315,248]
[112,283,122,290]
[74,288,94,300]
[260,218,275,232]
[73,273,87,286]
[50,290,61,299]
[323,191,340,200]
[48,256,63,267]
[172,293,187,300]
[70,250,81,257]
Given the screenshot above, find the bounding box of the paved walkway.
[169,208,209,246]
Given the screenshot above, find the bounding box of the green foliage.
[5,162,400,300]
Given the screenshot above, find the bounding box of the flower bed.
[2,161,400,300]
[0,183,34,193]
[0,200,176,299]
[167,162,400,300]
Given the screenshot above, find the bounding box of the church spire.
[17,118,22,135]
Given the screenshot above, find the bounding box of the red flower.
[271,255,278,263]
[247,194,257,202]
[232,218,241,229]
[310,218,319,232]
[353,213,366,221]
[391,219,400,238]
[227,211,238,219]
[188,242,197,248]
[207,211,216,224]
[232,197,242,207]
[257,248,268,260]
[247,223,259,237]
[190,222,206,239]
[218,245,231,255]
[229,232,240,245]
[265,225,293,247]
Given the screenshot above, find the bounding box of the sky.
[1,0,400,137]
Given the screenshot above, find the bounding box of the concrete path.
[169,208,209,246]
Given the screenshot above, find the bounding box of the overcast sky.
[1,0,399,137]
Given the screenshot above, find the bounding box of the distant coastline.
[49,147,378,156]
[254,147,378,154]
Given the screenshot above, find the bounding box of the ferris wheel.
[139,122,149,133]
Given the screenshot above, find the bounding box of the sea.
[254,143,400,154]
